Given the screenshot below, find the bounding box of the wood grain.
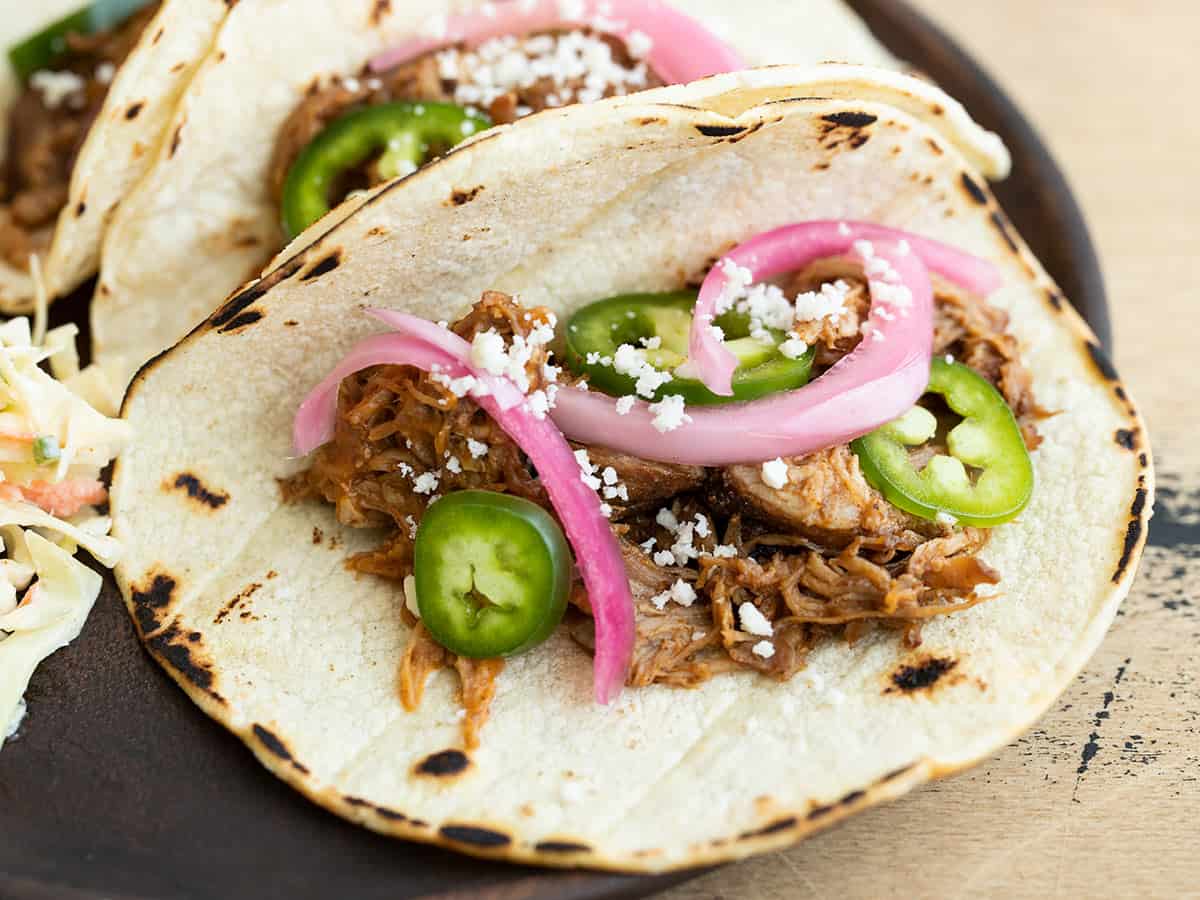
[664,2,1200,897]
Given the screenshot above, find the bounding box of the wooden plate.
[0,2,1109,898]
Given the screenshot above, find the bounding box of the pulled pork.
[269,29,663,214]
[290,275,1038,741]
[0,4,159,270]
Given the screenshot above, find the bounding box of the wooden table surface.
[664,2,1200,897]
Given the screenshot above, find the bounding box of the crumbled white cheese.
[871,280,913,308]
[738,602,774,636]
[612,342,672,398]
[413,472,440,495]
[94,62,115,85]
[897,239,912,256]
[470,329,509,376]
[692,513,710,539]
[691,630,707,641]
[655,508,679,530]
[647,394,691,433]
[760,457,789,489]
[792,280,851,322]
[709,544,739,558]
[651,579,696,609]
[779,334,809,359]
[467,438,488,459]
[652,550,676,567]
[853,239,876,259]
[599,502,613,518]
[639,335,662,350]
[31,70,84,109]
[405,515,418,539]
[442,29,650,113]
[601,466,618,486]
[397,462,414,477]
[751,640,776,659]
[525,388,552,419]
[640,537,656,552]
[558,0,587,19]
[715,259,755,314]
[445,456,462,474]
[935,511,959,527]
[574,448,602,490]
[615,395,636,415]
[837,222,852,236]
[626,29,653,58]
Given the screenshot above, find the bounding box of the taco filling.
[0,1,158,272]
[269,0,742,241]
[288,221,1045,749]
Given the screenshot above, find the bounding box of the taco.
[0,0,230,312]
[88,0,897,380]
[111,64,1151,871]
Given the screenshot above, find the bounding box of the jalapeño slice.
[413,491,570,659]
[281,101,491,240]
[8,0,152,83]
[851,357,1034,527]
[563,291,815,405]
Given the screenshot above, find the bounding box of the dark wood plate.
[0,2,1109,899]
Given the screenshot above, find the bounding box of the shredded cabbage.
[0,286,130,748]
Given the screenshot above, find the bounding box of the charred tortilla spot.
[727,121,765,144]
[1046,288,1064,310]
[169,472,229,509]
[813,161,831,171]
[252,724,305,773]
[367,225,388,237]
[375,806,407,821]
[1115,385,1128,402]
[960,172,988,205]
[636,116,665,126]
[931,103,945,115]
[210,285,266,328]
[439,825,511,848]
[343,795,370,807]
[371,0,392,25]
[214,582,261,625]
[926,137,943,155]
[807,803,834,821]
[449,186,484,206]
[1115,429,1138,450]
[822,111,877,128]
[738,816,797,839]
[696,123,746,137]
[169,123,184,157]
[130,573,176,636]
[1112,488,1148,583]
[216,310,263,334]
[887,656,958,693]
[990,211,1020,253]
[847,131,870,149]
[840,789,865,806]
[284,319,299,327]
[146,622,219,698]
[301,250,343,281]
[534,840,591,853]
[74,201,86,217]
[415,749,471,777]
[152,27,164,44]
[1138,452,1148,467]
[1085,340,1120,381]
[879,762,917,783]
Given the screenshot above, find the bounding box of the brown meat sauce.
[268,29,662,214]
[289,273,1041,740]
[0,4,159,271]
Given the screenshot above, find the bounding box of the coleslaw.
[0,294,129,747]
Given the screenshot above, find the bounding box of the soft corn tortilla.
[89,0,898,382]
[0,0,229,312]
[111,66,1151,872]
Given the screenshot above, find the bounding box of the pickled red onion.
[293,323,635,706]
[551,241,935,464]
[689,221,1002,396]
[368,0,743,86]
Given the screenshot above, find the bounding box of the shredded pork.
[269,29,663,214]
[291,274,1039,743]
[0,4,159,271]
